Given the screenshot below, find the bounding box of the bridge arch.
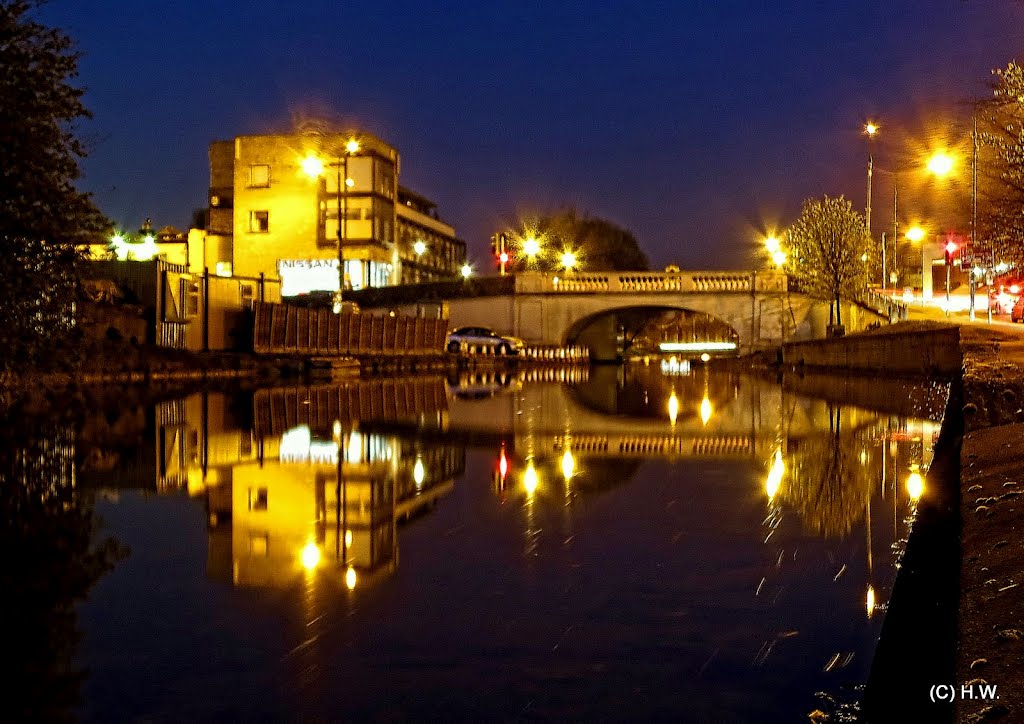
[563,304,742,360]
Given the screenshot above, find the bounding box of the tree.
[0,1,108,375]
[784,196,870,327]
[507,209,649,272]
[977,60,1024,268]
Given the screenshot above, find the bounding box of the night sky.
[41,0,1024,269]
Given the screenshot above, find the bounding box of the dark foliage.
[0,1,109,375]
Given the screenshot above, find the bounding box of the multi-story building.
[204,131,465,296]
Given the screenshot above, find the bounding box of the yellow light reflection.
[667,390,679,425]
[699,395,712,426]
[766,448,785,500]
[560,448,575,482]
[413,457,425,487]
[345,529,352,548]
[866,585,876,619]
[907,471,925,501]
[523,460,539,496]
[345,566,357,590]
[301,154,324,178]
[300,542,321,571]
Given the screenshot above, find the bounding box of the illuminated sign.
[278,259,339,296]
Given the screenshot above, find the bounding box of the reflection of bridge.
[443,368,892,461]
[365,271,890,360]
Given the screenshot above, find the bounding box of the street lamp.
[302,136,361,305]
[460,263,473,279]
[522,235,541,260]
[413,240,427,256]
[864,122,879,242]
[560,250,577,272]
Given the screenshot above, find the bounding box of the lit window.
[249,164,270,188]
[249,533,269,556]
[249,211,269,233]
[215,261,232,277]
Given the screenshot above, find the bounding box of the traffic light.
[491,232,509,275]
[944,239,958,265]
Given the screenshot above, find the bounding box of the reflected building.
[151,379,463,589]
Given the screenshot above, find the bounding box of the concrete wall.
[783,325,961,376]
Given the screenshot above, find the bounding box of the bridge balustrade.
[515,271,788,294]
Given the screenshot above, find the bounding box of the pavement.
[895,305,1024,722]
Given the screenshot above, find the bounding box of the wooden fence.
[253,302,447,356]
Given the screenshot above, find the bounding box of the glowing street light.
[905,225,925,244]
[301,155,324,178]
[413,240,427,256]
[522,235,541,259]
[864,122,879,138]
[771,250,787,268]
[927,151,954,178]
[560,250,577,272]
[460,263,473,279]
[345,138,361,155]
[764,235,780,254]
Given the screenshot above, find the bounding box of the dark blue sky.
[42,0,1024,269]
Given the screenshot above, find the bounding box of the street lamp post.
[337,138,361,304]
[865,122,878,253]
[302,137,361,307]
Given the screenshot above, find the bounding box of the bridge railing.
[514,271,788,294]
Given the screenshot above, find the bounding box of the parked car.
[446,326,525,355]
[1012,295,1024,323]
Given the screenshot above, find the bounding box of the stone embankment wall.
[782,322,962,377]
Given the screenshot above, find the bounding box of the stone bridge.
[366,271,893,361]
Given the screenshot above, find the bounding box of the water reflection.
[0,413,123,720]
[68,366,949,720]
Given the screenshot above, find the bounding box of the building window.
[248,487,268,511]
[215,261,233,277]
[248,164,270,188]
[249,533,269,556]
[180,279,200,318]
[249,210,269,233]
[240,283,254,307]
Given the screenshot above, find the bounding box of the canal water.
[5,364,950,721]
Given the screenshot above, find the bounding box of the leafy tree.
[977,60,1024,268]
[507,209,649,272]
[0,1,108,376]
[784,196,870,327]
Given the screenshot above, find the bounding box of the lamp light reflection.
[766,448,785,500]
[907,471,925,501]
[523,460,539,496]
[699,396,712,426]
[345,566,357,590]
[560,448,575,481]
[668,390,679,425]
[413,457,425,488]
[866,585,876,619]
[301,542,321,571]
